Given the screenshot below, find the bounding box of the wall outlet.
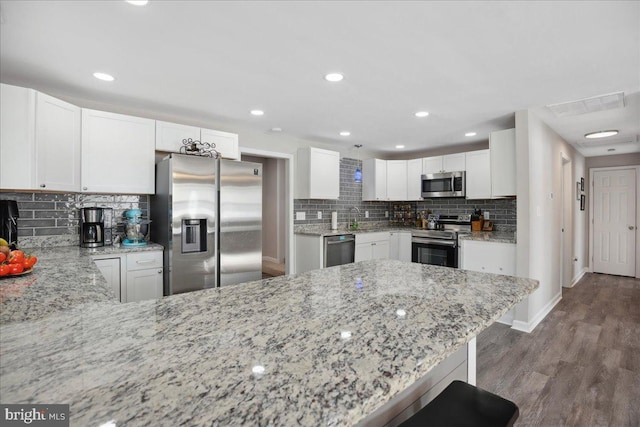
[365,211,369,218]
[385,211,389,218]
[317,211,322,219]
[295,212,306,221]
[484,211,490,220]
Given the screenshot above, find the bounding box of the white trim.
[567,267,587,288]
[466,337,476,386]
[496,309,514,326]
[511,292,562,333]
[262,256,279,264]
[240,146,296,275]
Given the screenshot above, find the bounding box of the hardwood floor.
[477,273,640,427]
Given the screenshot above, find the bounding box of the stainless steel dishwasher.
[323,234,355,267]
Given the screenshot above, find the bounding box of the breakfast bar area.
[0,250,537,426]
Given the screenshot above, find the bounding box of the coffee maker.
[0,200,19,250]
[80,207,105,248]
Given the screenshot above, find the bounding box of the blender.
[122,209,150,247]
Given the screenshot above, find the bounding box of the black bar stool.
[399,380,519,427]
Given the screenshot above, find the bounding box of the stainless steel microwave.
[421,171,466,198]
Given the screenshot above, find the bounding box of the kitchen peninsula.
[0,251,537,426]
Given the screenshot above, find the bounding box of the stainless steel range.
[411,214,471,268]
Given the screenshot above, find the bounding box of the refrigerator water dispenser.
[182,219,207,253]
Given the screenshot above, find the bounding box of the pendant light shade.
[353,144,363,182]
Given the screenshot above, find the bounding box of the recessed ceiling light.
[250,110,264,116]
[465,132,477,137]
[93,72,115,82]
[585,130,618,139]
[340,131,351,136]
[126,0,148,5]
[270,127,282,132]
[325,73,344,82]
[415,111,429,118]
[395,145,405,149]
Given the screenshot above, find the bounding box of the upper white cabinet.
[156,121,240,160]
[0,84,36,190]
[423,153,466,174]
[465,149,491,200]
[295,147,340,199]
[407,158,423,200]
[386,160,408,201]
[155,120,200,153]
[490,128,516,197]
[0,84,80,192]
[81,109,156,194]
[201,128,240,160]
[35,92,81,192]
[362,158,387,201]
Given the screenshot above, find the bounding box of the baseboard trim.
[566,268,587,288]
[496,309,514,326]
[511,292,562,333]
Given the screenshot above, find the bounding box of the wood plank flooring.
[477,273,640,427]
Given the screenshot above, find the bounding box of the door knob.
[630,225,636,230]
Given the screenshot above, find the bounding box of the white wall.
[513,110,587,332]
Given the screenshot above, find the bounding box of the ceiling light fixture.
[415,111,429,118]
[126,0,149,5]
[250,110,264,116]
[585,130,618,139]
[340,131,351,136]
[325,73,344,82]
[270,127,282,132]
[395,145,405,149]
[465,132,477,137]
[93,72,115,82]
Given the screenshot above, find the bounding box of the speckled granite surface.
[0,244,164,324]
[458,231,517,244]
[1,258,537,426]
[295,223,413,236]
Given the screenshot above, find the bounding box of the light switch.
[317,211,322,219]
[295,212,306,221]
[484,211,490,220]
[365,211,369,218]
[385,211,389,218]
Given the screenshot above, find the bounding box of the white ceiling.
[1,1,638,157]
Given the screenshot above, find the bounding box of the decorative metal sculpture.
[179,138,221,158]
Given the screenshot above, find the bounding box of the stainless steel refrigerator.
[151,154,262,295]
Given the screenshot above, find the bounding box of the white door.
[592,169,637,276]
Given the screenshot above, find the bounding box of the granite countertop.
[458,231,517,244]
[295,224,413,236]
[0,243,164,324]
[1,257,537,426]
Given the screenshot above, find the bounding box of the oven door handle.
[412,238,457,247]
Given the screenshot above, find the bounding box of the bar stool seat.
[399,380,519,427]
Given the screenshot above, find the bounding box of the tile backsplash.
[0,192,148,247]
[294,157,517,231]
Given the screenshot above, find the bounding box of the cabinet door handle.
[40,184,46,188]
[158,270,163,274]
[83,187,88,191]
[136,259,155,265]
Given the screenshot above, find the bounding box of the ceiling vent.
[547,92,625,117]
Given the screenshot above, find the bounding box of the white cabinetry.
[490,128,516,197]
[407,158,423,200]
[155,120,200,153]
[295,147,340,199]
[389,231,412,262]
[460,240,516,275]
[355,232,390,261]
[93,257,122,301]
[386,160,408,201]
[125,251,164,303]
[423,153,466,174]
[465,150,491,200]
[362,159,387,201]
[0,84,80,192]
[81,109,156,194]
[201,128,240,160]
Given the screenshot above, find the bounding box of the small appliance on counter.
[122,209,150,247]
[80,207,105,248]
[0,200,19,249]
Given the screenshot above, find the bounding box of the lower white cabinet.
[460,240,516,275]
[389,231,412,262]
[92,250,163,303]
[355,232,390,262]
[93,257,122,301]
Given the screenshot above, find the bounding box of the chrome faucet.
[349,206,361,230]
